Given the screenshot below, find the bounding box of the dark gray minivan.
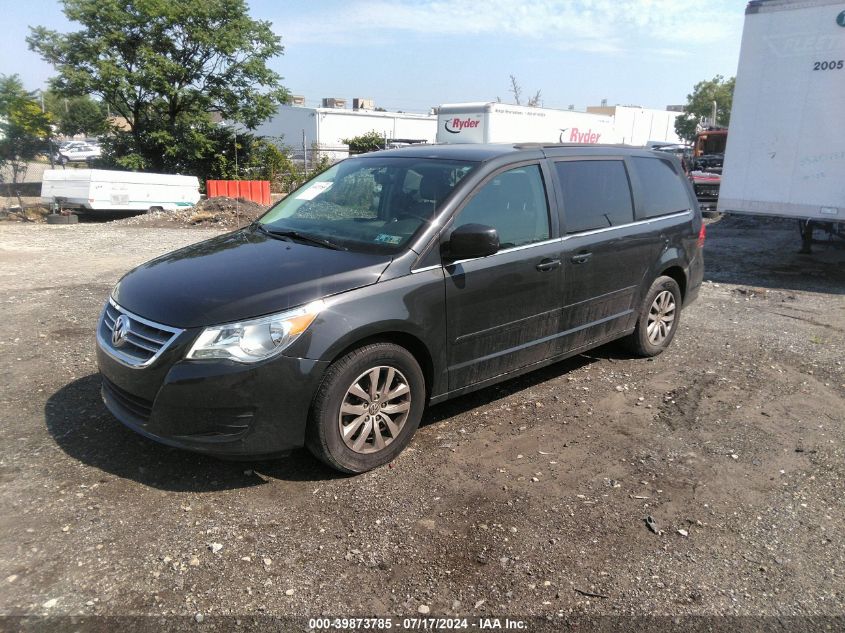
[97,143,704,473]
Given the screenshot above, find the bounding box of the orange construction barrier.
[206,180,271,206]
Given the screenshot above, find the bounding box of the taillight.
[697,223,706,249]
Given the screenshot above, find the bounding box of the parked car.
[689,170,721,215]
[55,143,101,165]
[651,143,693,167]
[96,143,704,473]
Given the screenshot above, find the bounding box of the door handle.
[570,252,592,264]
[535,258,561,272]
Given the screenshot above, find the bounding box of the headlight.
[186,300,325,363]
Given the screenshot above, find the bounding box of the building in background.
[586,105,683,146]
[253,101,437,161]
[254,97,685,162]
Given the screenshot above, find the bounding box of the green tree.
[28,0,289,178]
[238,136,291,183]
[674,75,735,143]
[0,74,53,190]
[44,92,108,137]
[342,130,386,154]
[0,75,27,114]
[240,137,332,192]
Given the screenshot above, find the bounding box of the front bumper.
[97,340,329,458]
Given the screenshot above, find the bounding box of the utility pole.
[302,129,308,180]
[234,133,240,224]
[37,90,56,168]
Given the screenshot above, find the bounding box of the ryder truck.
[435,102,618,145]
[718,0,845,251]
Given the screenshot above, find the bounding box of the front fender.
[283,269,448,397]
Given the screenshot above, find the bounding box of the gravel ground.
[0,216,843,630]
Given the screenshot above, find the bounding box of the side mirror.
[443,223,499,261]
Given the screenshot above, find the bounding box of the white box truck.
[436,102,619,145]
[41,169,201,212]
[718,0,845,250]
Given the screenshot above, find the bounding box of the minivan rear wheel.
[306,343,425,473]
[625,276,682,357]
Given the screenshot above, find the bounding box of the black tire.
[624,276,682,357]
[306,342,425,473]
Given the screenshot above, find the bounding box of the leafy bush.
[342,130,386,154]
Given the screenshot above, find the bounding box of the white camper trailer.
[41,169,201,212]
[435,102,619,145]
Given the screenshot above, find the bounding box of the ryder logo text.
[560,128,602,144]
[444,118,481,134]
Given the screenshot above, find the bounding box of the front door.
[444,163,563,390]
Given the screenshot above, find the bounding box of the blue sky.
[4,0,744,113]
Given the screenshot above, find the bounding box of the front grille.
[102,377,153,422]
[98,300,183,368]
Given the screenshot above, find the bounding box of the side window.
[629,156,691,219]
[452,165,550,249]
[555,160,634,234]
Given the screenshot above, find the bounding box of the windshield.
[257,157,477,254]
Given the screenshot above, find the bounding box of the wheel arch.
[659,264,687,300]
[322,330,436,401]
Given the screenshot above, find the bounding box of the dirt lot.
[0,216,843,629]
[0,195,268,229]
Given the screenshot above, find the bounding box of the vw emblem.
[112,314,130,348]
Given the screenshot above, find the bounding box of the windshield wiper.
[256,225,347,251]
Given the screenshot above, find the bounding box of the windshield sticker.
[296,181,333,201]
[374,233,403,245]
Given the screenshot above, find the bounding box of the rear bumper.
[97,344,329,458]
[684,251,704,307]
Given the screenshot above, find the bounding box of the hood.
[112,228,391,328]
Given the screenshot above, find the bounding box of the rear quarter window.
[555,160,634,234]
[629,156,691,219]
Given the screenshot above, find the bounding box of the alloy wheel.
[338,365,412,454]
[647,290,676,345]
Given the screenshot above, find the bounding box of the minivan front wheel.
[625,276,682,357]
[306,343,425,473]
